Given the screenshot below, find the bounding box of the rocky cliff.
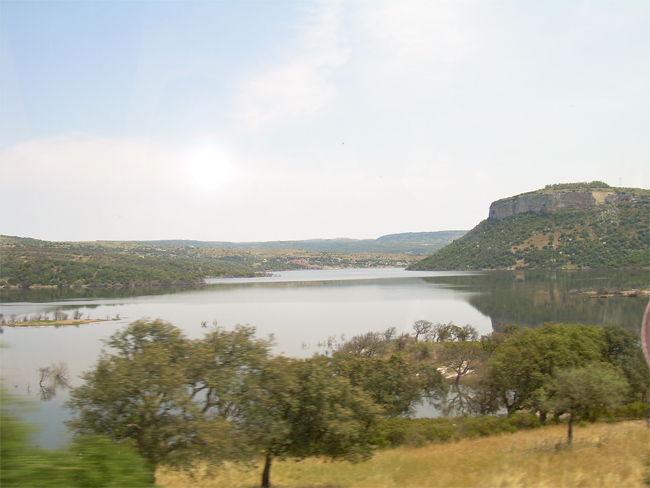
[488,190,634,221]
[409,183,649,271]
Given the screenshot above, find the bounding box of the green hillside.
[409,185,649,270]
[0,236,423,288]
[0,237,253,287]
[137,231,467,254]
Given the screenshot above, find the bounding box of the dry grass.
[156,421,650,488]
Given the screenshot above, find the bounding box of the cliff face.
[408,185,648,271]
[488,190,631,220]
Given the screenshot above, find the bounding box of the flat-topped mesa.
[488,189,635,221]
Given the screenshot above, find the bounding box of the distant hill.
[1,232,449,288]
[409,182,649,270]
[136,231,467,254]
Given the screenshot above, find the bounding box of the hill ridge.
[133,230,467,254]
[409,184,649,271]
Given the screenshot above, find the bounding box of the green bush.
[1,389,155,487]
[607,402,649,421]
[504,412,542,430]
[368,413,541,449]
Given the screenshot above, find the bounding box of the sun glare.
[185,146,234,190]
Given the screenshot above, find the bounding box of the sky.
[1,0,648,243]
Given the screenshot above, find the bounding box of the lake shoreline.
[3,318,110,328]
[570,288,650,298]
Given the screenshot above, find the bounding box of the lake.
[1,267,648,448]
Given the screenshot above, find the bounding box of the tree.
[483,323,606,417]
[601,323,650,402]
[429,322,455,342]
[539,365,629,443]
[238,356,383,488]
[412,320,432,342]
[67,319,385,487]
[37,361,70,401]
[335,330,390,358]
[425,322,478,342]
[436,341,488,386]
[185,324,274,420]
[66,319,231,470]
[479,324,521,354]
[331,353,448,418]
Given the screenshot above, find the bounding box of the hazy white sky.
[1,1,648,242]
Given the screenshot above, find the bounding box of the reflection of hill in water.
[422,270,648,331]
[0,285,204,304]
[3,270,646,330]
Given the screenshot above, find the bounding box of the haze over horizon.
[1,1,648,243]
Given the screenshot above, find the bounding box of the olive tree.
[539,365,628,443]
[185,324,274,419]
[238,356,383,488]
[331,352,447,418]
[482,323,606,417]
[66,320,233,470]
[436,341,488,386]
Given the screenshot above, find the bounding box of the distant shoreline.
[4,319,110,328]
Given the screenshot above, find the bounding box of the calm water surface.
[1,268,647,448]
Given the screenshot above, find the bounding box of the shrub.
[368,413,542,449]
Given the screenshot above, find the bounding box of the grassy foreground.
[156,421,649,488]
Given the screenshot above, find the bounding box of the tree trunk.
[567,414,573,444]
[262,453,272,488]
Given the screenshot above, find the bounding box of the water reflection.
[1,268,646,448]
[0,285,204,304]
[420,269,648,330]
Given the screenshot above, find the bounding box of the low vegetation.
[1,390,156,487]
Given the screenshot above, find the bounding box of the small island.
[3,318,110,328]
[570,287,650,299]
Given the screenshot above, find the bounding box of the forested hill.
[409,183,649,271]
[0,235,432,288]
[137,231,467,254]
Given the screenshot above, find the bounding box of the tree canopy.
[64,319,649,487]
[66,320,384,488]
[539,364,629,443]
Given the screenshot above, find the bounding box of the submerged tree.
[37,361,70,401]
[436,341,488,386]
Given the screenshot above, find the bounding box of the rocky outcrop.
[488,190,633,220]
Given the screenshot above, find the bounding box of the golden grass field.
[156,420,649,488]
